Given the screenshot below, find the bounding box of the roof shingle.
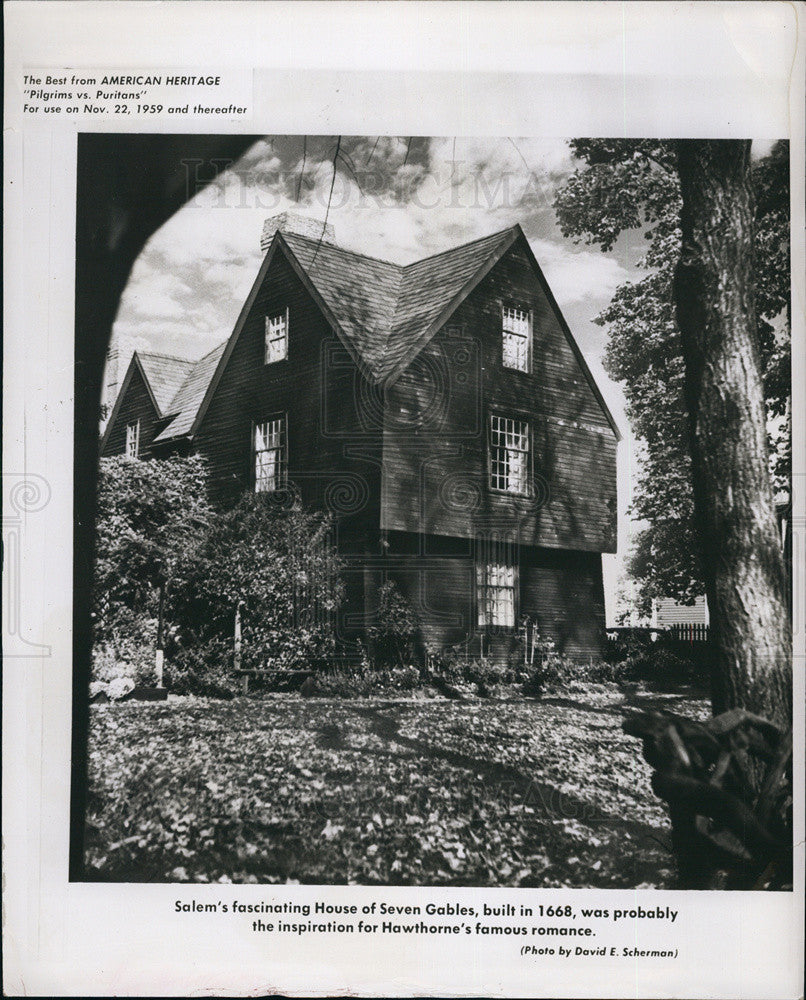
[136,352,195,415]
[282,227,517,380]
[152,343,226,442]
[141,222,616,442]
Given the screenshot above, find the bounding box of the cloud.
[111,135,620,363]
[531,238,627,308]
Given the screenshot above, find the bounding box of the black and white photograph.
[4,3,804,995]
[73,132,793,891]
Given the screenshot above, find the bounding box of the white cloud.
[112,136,620,362]
[531,238,627,308]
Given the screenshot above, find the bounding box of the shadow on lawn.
[343,704,670,851]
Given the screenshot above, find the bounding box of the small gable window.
[476,542,518,629]
[489,413,530,495]
[254,416,287,492]
[125,420,140,459]
[502,305,532,372]
[265,308,289,364]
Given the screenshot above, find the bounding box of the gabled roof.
[280,227,517,381]
[136,352,195,413]
[151,342,227,442]
[101,345,227,452]
[281,232,402,374]
[141,222,620,443]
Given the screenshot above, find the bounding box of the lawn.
[84,684,709,887]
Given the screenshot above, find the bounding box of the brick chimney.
[260,212,335,252]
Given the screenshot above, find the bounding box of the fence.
[605,624,711,657]
[669,623,710,645]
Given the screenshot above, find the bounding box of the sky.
[109,135,651,621]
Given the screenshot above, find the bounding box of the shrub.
[366,582,421,668]
[91,613,159,687]
[165,638,239,699]
[171,492,344,672]
[616,646,700,685]
[602,628,655,665]
[93,454,213,642]
[313,663,423,698]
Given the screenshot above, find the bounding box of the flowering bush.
[91,615,158,687]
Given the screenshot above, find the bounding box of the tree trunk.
[673,139,791,730]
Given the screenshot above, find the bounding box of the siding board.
[100,366,160,459]
[105,231,615,659]
[381,241,617,553]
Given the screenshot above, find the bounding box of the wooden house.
[101,214,619,661]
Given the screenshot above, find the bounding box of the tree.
[554,140,790,613]
[674,139,791,728]
[93,454,214,658]
[172,491,344,670]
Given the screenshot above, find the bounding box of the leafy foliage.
[554,140,791,611]
[85,688,710,886]
[94,454,214,638]
[313,664,422,698]
[166,638,241,699]
[170,492,344,672]
[92,616,159,687]
[94,460,345,691]
[366,581,421,667]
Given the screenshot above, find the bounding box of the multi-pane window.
[265,308,289,364]
[502,305,531,372]
[476,555,518,628]
[490,414,530,494]
[254,416,287,492]
[125,420,140,459]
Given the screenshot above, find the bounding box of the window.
[476,551,518,628]
[489,414,530,494]
[502,305,531,372]
[264,308,289,364]
[125,420,140,459]
[254,416,287,492]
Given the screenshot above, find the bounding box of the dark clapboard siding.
[101,365,161,458]
[381,238,617,554]
[166,229,614,659]
[380,531,605,660]
[192,245,383,547]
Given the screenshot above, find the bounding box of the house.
[101,214,619,661]
[652,594,710,630]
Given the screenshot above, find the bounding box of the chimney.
[260,212,335,252]
[101,344,122,425]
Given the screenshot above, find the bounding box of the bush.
[91,613,159,687]
[366,582,420,668]
[602,628,657,664]
[312,663,423,698]
[170,492,344,672]
[93,454,213,642]
[165,638,239,699]
[616,646,700,685]
[426,645,525,697]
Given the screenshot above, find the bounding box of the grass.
[83,683,709,887]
